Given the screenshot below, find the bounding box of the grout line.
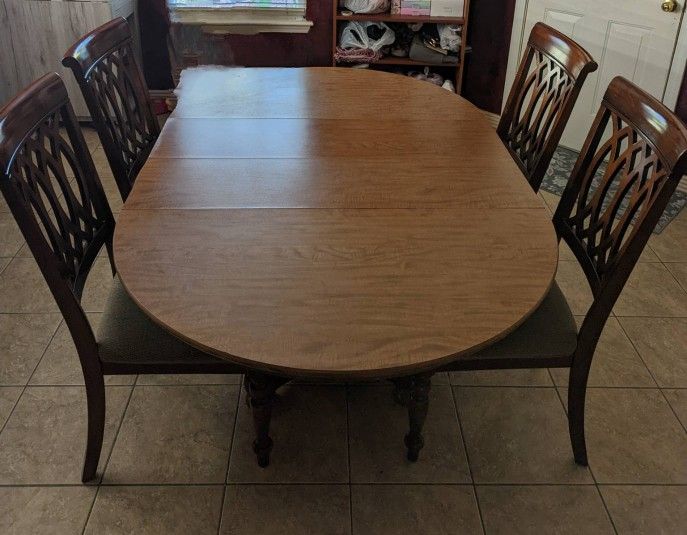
[0,481,684,489]
[449,386,487,535]
[0,317,62,439]
[595,483,619,535]
[614,319,687,435]
[662,260,687,295]
[551,386,619,533]
[95,376,139,484]
[217,380,243,535]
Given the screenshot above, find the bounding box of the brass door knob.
[662,0,678,12]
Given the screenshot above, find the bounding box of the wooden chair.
[62,17,160,202]
[498,22,598,192]
[0,73,242,483]
[444,76,687,465]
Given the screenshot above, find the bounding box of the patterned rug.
[542,147,686,234]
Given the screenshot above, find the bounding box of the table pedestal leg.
[392,377,413,406]
[244,372,281,468]
[404,373,432,462]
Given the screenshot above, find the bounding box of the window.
[167,1,311,34]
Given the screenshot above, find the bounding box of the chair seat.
[98,277,230,367]
[466,282,578,362]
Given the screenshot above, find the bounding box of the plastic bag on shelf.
[342,0,391,14]
[339,21,396,52]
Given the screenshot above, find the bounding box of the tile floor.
[0,132,686,533]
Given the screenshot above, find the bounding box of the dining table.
[114,66,558,467]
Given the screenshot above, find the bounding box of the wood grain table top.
[114,67,558,379]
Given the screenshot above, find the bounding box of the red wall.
[139,0,519,115]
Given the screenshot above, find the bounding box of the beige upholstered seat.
[467,282,578,361]
[98,277,227,366]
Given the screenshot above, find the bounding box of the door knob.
[662,0,678,12]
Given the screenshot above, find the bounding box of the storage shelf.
[336,12,465,25]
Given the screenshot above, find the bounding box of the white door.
[507,0,685,150]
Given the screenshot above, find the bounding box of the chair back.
[498,22,598,191]
[0,73,114,358]
[554,76,687,343]
[63,17,160,201]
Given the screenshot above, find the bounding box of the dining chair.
[498,22,598,192]
[445,76,687,466]
[0,73,242,483]
[62,17,160,202]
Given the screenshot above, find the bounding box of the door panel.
[518,0,684,149]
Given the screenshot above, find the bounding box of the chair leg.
[568,364,590,466]
[244,372,280,468]
[404,373,432,462]
[82,374,106,483]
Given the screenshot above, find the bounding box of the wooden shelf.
[331,1,471,93]
[336,56,459,67]
[336,12,465,25]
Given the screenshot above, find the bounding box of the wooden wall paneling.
[0,0,20,106]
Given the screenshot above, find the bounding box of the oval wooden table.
[115,67,558,466]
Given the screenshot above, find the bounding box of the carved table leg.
[391,377,413,407]
[244,372,281,468]
[404,373,432,462]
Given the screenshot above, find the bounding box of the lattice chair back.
[63,17,160,201]
[0,73,115,360]
[554,76,687,342]
[498,22,598,192]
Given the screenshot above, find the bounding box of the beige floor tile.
[455,386,592,484]
[550,317,655,387]
[619,317,687,388]
[100,171,124,214]
[82,127,101,152]
[137,373,242,385]
[0,257,9,273]
[450,369,553,387]
[0,486,96,535]
[666,262,687,291]
[81,257,116,313]
[614,263,687,317]
[601,485,687,534]
[228,385,347,483]
[0,212,24,258]
[85,485,223,535]
[477,485,613,534]
[105,385,237,484]
[649,210,687,262]
[352,484,482,535]
[0,258,58,313]
[579,388,687,483]
[559,238,659,263]
[349,385,470,484]
[663,389,687,428]
[29,319,135,386]
[220,485,350,535]
[0,387,21,427]
[540,190,561,213]
[0,313,61,385]
[0,386,130,484]
[556,261,594,315]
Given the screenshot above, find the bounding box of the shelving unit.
[331,1,471,93]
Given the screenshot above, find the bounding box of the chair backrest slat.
[554,76,687,339]
[63,17,160,201]
[0,73,115,298]
[498,22,598,192]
